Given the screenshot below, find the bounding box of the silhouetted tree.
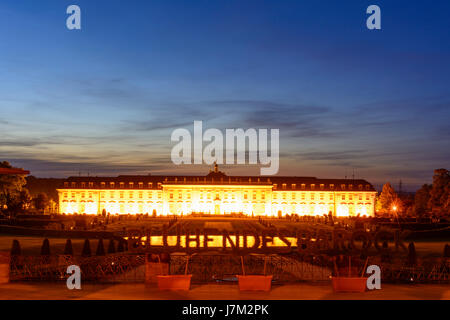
[33,193,49,212]
[428,169,450,215]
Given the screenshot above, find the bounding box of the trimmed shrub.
[82,239,91,257]
[96,239,105,256]
[11,239,21,256]
[107,239,116,254]
[117,239,125,252]
[40,238,51,256]
[64,239,74,256]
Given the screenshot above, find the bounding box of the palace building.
[57,164,377,217]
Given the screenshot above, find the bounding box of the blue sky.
[0,0,449,190]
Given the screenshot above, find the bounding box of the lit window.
[139,192,143,199]
[120,182,125,188]
[349,184,353,190]
[129,182,134,188]
[64,182,69,187]
[110,182,115,188]
[101,182,106,188]
[330,184,334,189]
[170,193,173,199]
[88,182,94,188]
[139,182,143,189]
[320,193,324,200]
[311,184,315,190]
[273,184,278,190]
[120,192,124,199]
[81,182,86,188]
[320,184,324,190]
[282,184,287,189]
[129,192,133,198]
[64,193,68,198]
[301,184,306,190]
[292,184,296,189]
[311,193,315,200]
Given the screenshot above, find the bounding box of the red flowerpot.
[157,275,192,291]
[237,275,273,291]
[331,277,367,293]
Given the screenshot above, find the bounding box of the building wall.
[57,184,376,217]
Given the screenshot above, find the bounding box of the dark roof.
[59,171,375,192]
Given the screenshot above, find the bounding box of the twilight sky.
[0,0,449,191]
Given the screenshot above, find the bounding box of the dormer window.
[301,184,306,190]
[119,182,125,188]
[129,182,134,188]
[64,182,69,187]
[88,182,94,188]
[138,182,143,188]
[341,184,346,190]
[101,182,106,188]
[292,184,296,189]
[330,184,334,189]
[311,184,315,190]
[320,184,324,190]
[273,184,278,190]
[282,184,287,189]
[81,182,86,188]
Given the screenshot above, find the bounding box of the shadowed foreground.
[0,282,449,300]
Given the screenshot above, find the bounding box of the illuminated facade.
[57,165,377,217]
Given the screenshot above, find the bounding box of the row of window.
[64,191,372,202]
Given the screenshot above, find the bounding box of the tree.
[0,161,29,216]
[376,183,402,214]
[428,169,450,215]
[414,184,432,216]
[33,193,49,212]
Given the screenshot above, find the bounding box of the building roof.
[0,168,30,175]
[59,166,375,192]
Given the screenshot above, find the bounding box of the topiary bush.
[82,239,91,257]
[64,239,74,256]
[11,239,21,256]
[96,239,105,256]
[40,238,51,256]
[107,239,116,254]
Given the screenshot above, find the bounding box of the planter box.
[332,277,367,293]
[157,275,192,291]
[237,275,273,292]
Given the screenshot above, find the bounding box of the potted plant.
[331,256,368,293]
[237,256,272,291]
[157,254,192,291]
